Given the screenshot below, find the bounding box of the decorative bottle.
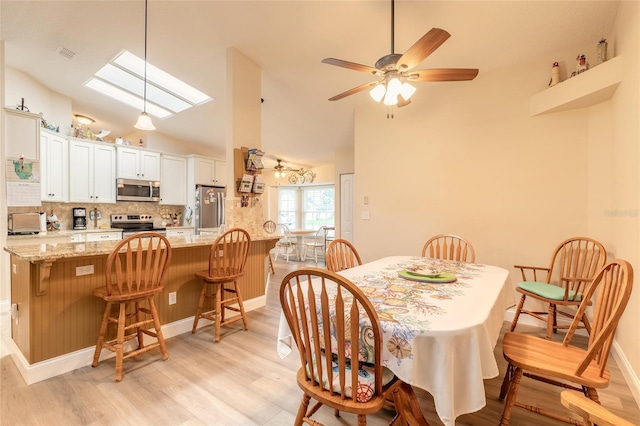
[597,39,608,64]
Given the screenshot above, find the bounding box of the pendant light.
[134,0,155,130]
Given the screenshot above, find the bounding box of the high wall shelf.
[529,55,623,116]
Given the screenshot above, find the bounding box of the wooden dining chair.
[499,259,633,425]
[560,391,637,426]
[421,234,475,262]
[263,220,277,274]
[92,232,173,382]
[510,237,607,339]
[192,228,251,342]
[280,267,428,426]
[326,238,363,272]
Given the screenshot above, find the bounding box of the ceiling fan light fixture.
[383,78,403,105]
[400,82,416,101]
[370,84,386,102]
[387,78,403,98]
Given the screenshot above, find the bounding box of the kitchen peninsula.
[5,232,279,384]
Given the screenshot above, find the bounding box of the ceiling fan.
[274,159,316,184]
[322,0,478,108]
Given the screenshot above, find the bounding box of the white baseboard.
[611,339,640,408]
[503,307,640,409]
[9,295,266,385]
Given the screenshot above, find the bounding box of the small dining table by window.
[288,229,316,260]
[277,255,511,426]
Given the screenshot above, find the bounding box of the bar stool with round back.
[92,232,173,382]
[192,228,251,342]
[263,220,277,274]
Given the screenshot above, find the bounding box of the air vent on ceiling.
[55,46,77,60]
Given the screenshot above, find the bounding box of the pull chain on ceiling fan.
[322,0,478,108]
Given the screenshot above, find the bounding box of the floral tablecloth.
[277,256,511,425]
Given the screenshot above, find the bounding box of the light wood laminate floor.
[1,257,638,425]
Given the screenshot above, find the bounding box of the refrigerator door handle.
[219,191,225,226]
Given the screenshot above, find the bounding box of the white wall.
[591,0,640,401]
[1,41,8,307]
[353,6,639,402]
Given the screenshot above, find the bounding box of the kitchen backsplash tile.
[8,202,187,230]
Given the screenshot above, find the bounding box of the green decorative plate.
[398,270,457,283]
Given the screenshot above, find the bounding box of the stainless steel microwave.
[116,178,161,202]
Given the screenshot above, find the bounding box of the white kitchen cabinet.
[160,154,187,205]
[192,155,215,185]
[165,228,195,237]
[116,146,161,181]
[69,139,117,204]
[4,108,40,160]
[188,155,226,186]
[85,231,122,242]
[214,160,227,187]
[40,129,68,202]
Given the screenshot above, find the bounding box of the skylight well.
[84,50,212,119]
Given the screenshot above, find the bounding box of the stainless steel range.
[110,214,166,238]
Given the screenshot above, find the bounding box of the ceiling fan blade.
[396,28,451,71]
[328,81,378,101]
[407,68,479,82]
[322,58,379,75]
[397,98,411,108]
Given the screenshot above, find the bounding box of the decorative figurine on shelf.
[597,38,608,64]
[549,62,561,87]
[571,54,589,77]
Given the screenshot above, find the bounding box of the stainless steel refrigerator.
[195,185,225,233]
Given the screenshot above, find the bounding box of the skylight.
[84,50,212,119]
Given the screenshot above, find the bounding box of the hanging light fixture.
[134,0,155,131]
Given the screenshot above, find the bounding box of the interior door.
[340,173,354,243]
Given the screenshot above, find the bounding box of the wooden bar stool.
[192,228,251,342]
[92,232,173,382]
[263,220,276,274]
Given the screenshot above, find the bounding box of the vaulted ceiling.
[1,1,619,169]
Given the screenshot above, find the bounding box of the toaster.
[8,212,42,234]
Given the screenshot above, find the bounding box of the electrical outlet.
[76,265,94,276]
[362,211,370,220]
[169,292,177,305]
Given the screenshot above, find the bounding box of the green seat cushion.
[518,281,582,301]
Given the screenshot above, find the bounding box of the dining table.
[288,229,316,260]
[277,255,512,426]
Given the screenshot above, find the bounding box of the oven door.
[116,178,161,202]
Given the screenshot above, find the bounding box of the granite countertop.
[4,233,280,262]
